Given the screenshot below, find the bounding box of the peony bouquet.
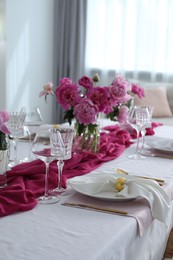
[40,74,144,152]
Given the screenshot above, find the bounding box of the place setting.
[61,169,170,236]
[140,136,173,159]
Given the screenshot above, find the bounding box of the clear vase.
[74,121,100,153]
[0,133,10,188]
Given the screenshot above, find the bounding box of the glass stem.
[13,138,18,164]
[141,129,146,153]
[135,130,141,155]
[44,162,49,198]
[57,160,64,190]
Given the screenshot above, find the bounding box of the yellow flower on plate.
[115,177,126,192]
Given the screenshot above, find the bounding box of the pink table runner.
[0,123,160,217]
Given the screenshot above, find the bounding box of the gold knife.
[63,202,128,215]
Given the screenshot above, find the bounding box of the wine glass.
[50,127,74,195]
[127,106,150,159]
[140,106,154,154]
[32,129,59,204]
[22,107,43,162]
[24,107,43,134]
[7,110,26,167]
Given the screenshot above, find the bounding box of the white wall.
[1,0,56,123]
[0,0,6,109]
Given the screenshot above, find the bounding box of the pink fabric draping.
[0,123,161,217]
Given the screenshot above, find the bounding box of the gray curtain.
[52,0,87,123]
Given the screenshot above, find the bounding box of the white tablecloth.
[1,125,173,260]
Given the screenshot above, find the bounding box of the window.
[85,0,173,82]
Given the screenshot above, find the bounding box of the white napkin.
[68,174,170,223]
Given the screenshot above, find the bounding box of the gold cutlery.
[63,202,128,215]
[141,152,173,160]
[115,168,165,184]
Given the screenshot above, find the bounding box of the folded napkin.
[68,174,170,224]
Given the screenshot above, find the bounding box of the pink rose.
[73,99,98,125]
[78,76,94,90]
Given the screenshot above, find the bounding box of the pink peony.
[0,111,11,134]
[116,93,132,104]
[78,76,94,90]
[59,77,73,86]
[118,106,129,123]
[112,74,129,93]
[111,77,129,98]
[86,86,111,112]
[73,99,98,125]
[131,84,145,99]
[56,82,81,110]
[39,82,54,97]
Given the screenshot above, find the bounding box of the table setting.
[1,75,173,260]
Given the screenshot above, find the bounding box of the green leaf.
[107,106,119,121]
[63,109,74,125]
[0,132,8,150]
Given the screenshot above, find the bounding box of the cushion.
[134,87,172,118]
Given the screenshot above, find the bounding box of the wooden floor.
[164,229,173,259]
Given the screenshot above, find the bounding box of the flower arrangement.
[0,111,10,150]
[40,74,144,152]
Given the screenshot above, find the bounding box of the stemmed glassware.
[32,129,59,204]
[23,107,43,162]
[7,109,26,167]
[127,106,151,159]
[24,107,43,135]
[140,106,154,154]
[50,127,74,195]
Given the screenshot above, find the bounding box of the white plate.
[68,175,136,201]
[147,139,173,153]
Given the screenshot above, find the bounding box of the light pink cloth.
[62,192,153,236]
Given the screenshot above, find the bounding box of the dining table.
[1,120,173,260]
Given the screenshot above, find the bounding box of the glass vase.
[74,121,100,153]
[0,133,10,188]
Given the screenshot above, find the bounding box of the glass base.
[51,187,71,196]
[127,153,146,160]
[141,150,155,157]
[37,195,59,204]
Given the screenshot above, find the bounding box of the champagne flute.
[32,129,59,204]
[50,127,74,195]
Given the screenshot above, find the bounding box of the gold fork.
[115,168,164,185]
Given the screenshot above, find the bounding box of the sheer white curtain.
[85,0,173,84]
